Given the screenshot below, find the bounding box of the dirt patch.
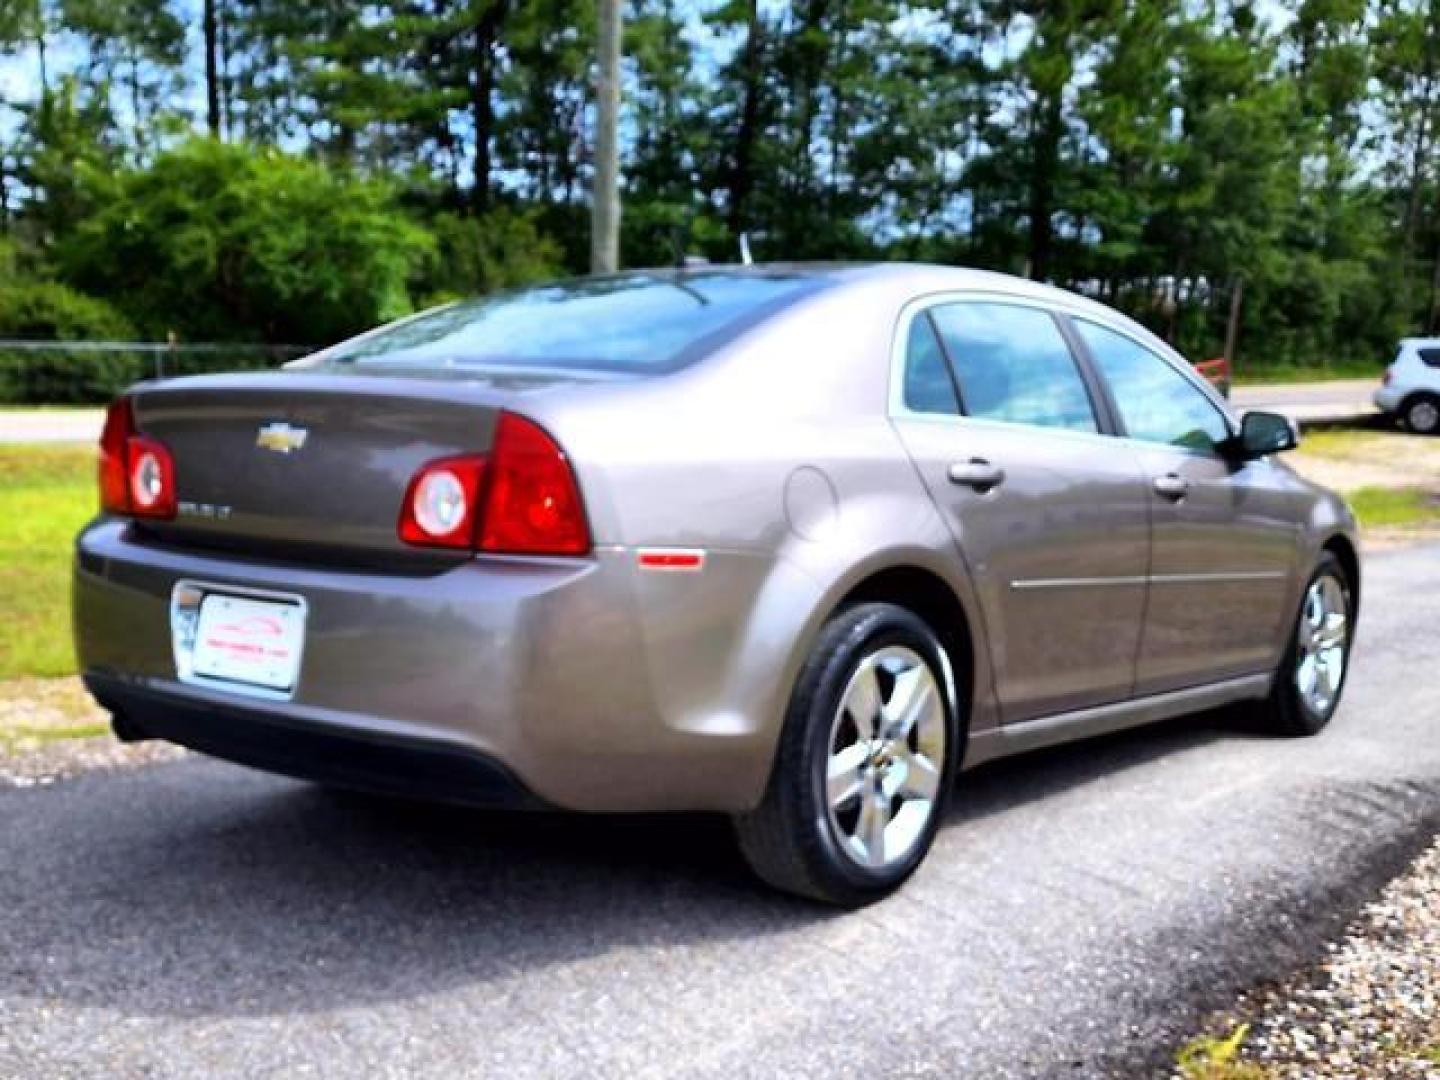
[0,677,185,787]
[1288,428,1440,494]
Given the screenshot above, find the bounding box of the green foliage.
[0,0,1436,383]
[418,208,564,304]
[0,279,133,341]
[57,139,434,344]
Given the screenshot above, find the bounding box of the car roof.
[660,260,1178,358]
[640,261,1142,320]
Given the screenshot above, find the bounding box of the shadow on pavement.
[0,705,1257,1021]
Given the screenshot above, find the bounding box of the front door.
[1070,318,1299,694]
[890,299,1152,723]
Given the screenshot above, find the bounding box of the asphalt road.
[0,409,105,444]
[1231,378,1380,423]
[3,543,1439,1078]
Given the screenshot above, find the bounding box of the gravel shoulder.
[1181,837,1440,1078]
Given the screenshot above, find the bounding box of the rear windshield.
[323,271,824,374]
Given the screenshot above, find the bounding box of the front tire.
[1254,553,1353,737]
[733,603,960,906]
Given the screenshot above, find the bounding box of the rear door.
[1069,318,1299,693]
[889,298,1151,724]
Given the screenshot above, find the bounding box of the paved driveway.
[1,549,1436,1078]
[1232,379,1380,424]
[0,409,105,444]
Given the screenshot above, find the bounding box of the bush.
[0,344,301,405]
[0,281,134,342]
[416,208,565,305]
[57,138,435,345]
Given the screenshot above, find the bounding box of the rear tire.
[1253,552,1353,737]
[733,603,960,906]
[1403,393,1440,435]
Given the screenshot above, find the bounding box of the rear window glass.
[323,272,823,374]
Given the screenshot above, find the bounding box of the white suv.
[1375,338,1440,434]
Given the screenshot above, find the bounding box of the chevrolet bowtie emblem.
[256,422,309,454]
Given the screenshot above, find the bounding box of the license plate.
[188,592,305,692]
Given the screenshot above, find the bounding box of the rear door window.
[1418,346,1440,368]
[902,313,961,415]
[926,302,1098,433]
[1075,320,1230,453]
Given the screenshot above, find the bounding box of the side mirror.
[1232,410,1299,460]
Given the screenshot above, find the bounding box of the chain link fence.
[0,341,312,405]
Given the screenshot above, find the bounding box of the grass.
[1176,1025,1269,1080]
[0,444,95,680]
[1346,486,1440,529]
[1231,361,1382,386]
[1294,426,1399,459]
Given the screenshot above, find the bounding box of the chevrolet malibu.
[74,264,1359,906]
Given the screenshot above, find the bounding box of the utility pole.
[1223,276,1244,369]
[591,0,622,274]
[204,0,221,138]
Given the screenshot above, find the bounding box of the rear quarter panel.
[520,281,1002,769]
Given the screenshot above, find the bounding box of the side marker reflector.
[637,548,706,571]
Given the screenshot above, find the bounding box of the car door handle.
[948,459,1006,492]
[1153,474,1190,500]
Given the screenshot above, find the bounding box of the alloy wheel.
[825,646,946,870]
[1295,573,1349,716]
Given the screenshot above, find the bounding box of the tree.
[57,139,434,343]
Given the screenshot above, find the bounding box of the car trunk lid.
[129,372,519,563]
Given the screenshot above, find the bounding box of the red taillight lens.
[98,397,177,519]
[397,412,591,556]
[479,413,591,555]
[127,436,176,518]
[1383,369,1393,386]
[98,398,133,513]
[399,456,487,549]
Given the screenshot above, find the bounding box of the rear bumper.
[1373,385,1403,413]
[88,672,544,808]
[74,520,800,812]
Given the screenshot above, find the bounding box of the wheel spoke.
[827,743,867,809]
[1316,612,1346,651]
[896,748,940,802]
[1319,650,1343,695]
[1297,615,1317,649]
[1297,654,1317,695]
[845,663,882,740]
[855,790,889,865]
[884,667,938,741]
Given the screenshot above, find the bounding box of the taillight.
[98,398,133,513]
[398,412,591,556]
[398,456,487,549]
[127,436,176,518]
[479,413,591,555]
[1383,369,1393,386]
[98,397,177,519]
